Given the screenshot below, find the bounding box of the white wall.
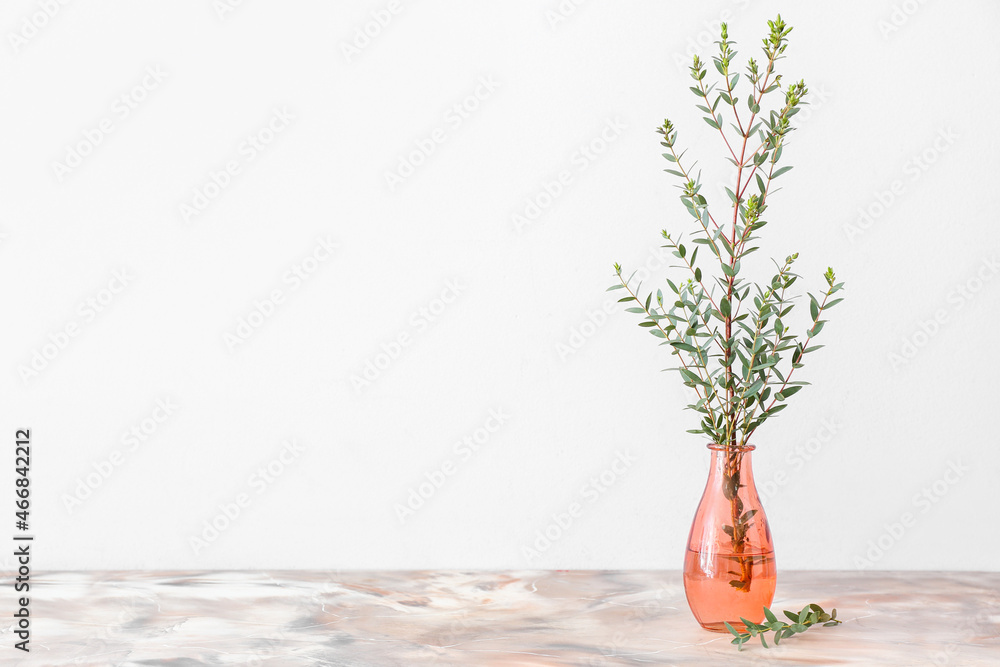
[4,0,997,572]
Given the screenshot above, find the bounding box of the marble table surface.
[4,570,999,666]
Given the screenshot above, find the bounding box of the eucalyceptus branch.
[612,13,844,451]
[611,15,846,588]
[726,604,842,650]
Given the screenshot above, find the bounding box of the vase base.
[698,621,750,633]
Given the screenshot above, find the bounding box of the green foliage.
[612,15,844,449]
[726,604,841,650]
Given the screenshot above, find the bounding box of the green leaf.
[724,621,739,637]
[703,117,721,130]
[772,165,793,178]
[809,294,819,321]
[618,296,636,303]
[776,385,802,400]
[720,297,731,317]
[606,284,625,291]
[718,234,734,256]
[783,610,799,623]
[679,368,702,384]
[650,329,667,338]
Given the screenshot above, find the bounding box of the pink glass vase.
[683,443,776,631]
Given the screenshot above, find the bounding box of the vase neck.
[707,445,755,483]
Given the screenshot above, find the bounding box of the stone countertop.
[5,570,999,665]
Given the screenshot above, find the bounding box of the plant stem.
[726,449,752,591]
[719,55,778,590]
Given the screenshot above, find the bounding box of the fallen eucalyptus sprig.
[725,603,840,650]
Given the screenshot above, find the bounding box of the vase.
[683,443,776,631]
